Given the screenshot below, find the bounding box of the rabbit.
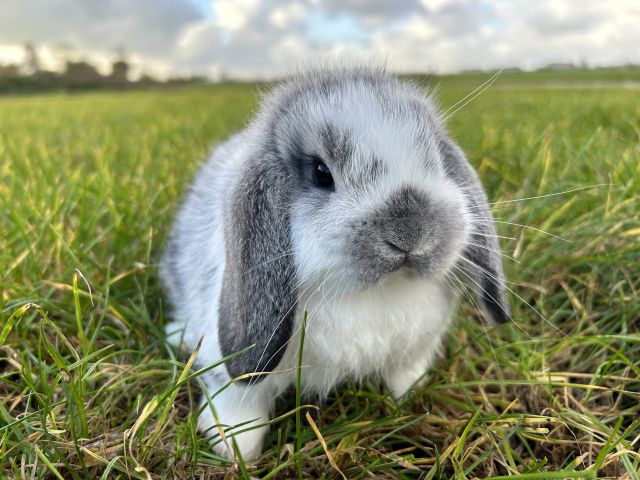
[159,67,510,460]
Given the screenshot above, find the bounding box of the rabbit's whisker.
[246,251,296,273]
[247,266,343,398]
[487,184,612,207]
[464,184,610,213]
[467,230,517,241]
[465,241,520,264]
[242,264,329,395]
[455,258,569,339]
[450,262,531,338]
[490,220,571,242]
[243,264,341,398]
[442,68,504,120]
[441,271,505,379]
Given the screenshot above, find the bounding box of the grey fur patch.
[218,153,298,381]
[318,124,386,187]
[439,137,511,324]
[348,186,463,285]
[350,154,386,186]
[319,123,355,167]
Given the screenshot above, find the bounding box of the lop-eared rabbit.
[160,68,510,459]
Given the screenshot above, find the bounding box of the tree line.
[0,43,208,93]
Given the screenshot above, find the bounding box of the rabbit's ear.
[218,155,298,381]
[440,138,511,324]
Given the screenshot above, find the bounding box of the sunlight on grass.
[1,79,639,478]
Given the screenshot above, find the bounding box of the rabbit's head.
[219,69,510,378]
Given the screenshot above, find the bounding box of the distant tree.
[23,42,41,75]
[0,63,20,79]
[137,73,159,86]
[166,75,208,86]
[108,60,129,86]
[0,43,210,93]
[107,48,129,86]
[62,60,103,88]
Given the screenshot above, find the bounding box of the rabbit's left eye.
[313,159,334,191]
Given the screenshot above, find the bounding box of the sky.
[0,0,639,80]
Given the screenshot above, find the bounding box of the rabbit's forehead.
[284,87,444,180]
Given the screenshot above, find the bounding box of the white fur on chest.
[270,272,455,397]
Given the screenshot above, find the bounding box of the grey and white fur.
[160,68,510,460]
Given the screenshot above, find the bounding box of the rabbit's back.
[160,132,248,351]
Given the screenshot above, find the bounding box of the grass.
[1,73,639,479]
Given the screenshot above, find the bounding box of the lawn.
[1,76,639,479]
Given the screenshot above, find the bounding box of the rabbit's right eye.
[313,159,334,191]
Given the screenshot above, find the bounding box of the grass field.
[1,75,639,479]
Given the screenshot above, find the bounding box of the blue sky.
[0,0,638,79]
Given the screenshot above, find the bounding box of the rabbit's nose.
[382,233,421,259]
[377,187,430,256]
[384,239,409,255]
[382,240,411,266]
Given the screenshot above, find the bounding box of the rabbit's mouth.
[345,246,444,290]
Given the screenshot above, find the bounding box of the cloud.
[0,0,202,54]
[0,0,639,78]
[0,0,203,75]
[320,0,425,28]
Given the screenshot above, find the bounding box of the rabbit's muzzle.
[348,186,465,285]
